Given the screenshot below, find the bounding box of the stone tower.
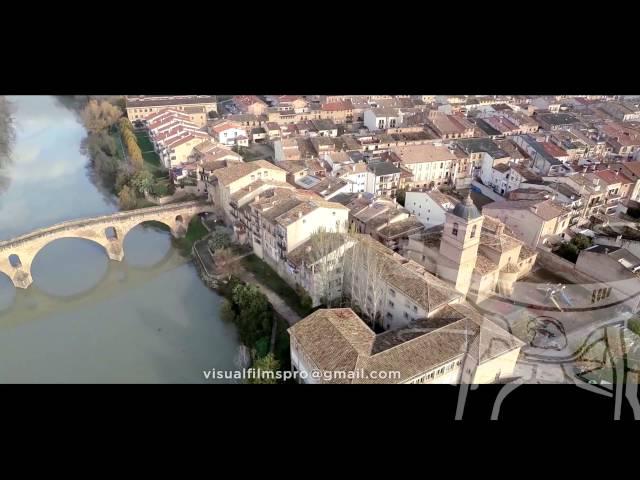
[437,193,484,297]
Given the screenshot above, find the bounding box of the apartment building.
[600,123,640,160]
[248,193,349,266]
[365,161,402,197]
[455,138,510,186]
[206,160,288,224]
[389,143,457,189]
[482,198,571,248]
[146,111,211,168]
[126,95,216,122]
[363,108,402,131]
[232,95,268,116]
[619,162,640,201]
[599,101,640,122]
[427,111,476,139]
[512,135,571,176]
[405,190,459,229]
[209,120,249,147]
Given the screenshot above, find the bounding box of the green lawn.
[134,131,162,169]
[173,217,209,257]
[109,129,126,160]
[240,254,311,317]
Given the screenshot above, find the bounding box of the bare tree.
[306,227,350,307]
[343,234,388,329]
[213,247,241,281]
[80,99,122,134]
[0,96,15,159]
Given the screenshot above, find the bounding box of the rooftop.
[536,112,580,127]
[212,160,285,187]
[126,95,216,109]
[368,161,402,176]
[391,143,458,164]
[456,138,509,159]
[288,304,523,383]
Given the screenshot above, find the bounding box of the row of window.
[411,359,463,384]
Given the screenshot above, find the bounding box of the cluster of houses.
[125,94,640,384]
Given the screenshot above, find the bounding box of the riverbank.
[192,233,298,379]
[0,96,241,383]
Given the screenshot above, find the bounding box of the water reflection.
[31,238,110,297]
[0,96,239,384]
[0,96,117,240]
[123,223,173,268]
[0,274,16,312]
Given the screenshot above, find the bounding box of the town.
[93,94,640,384]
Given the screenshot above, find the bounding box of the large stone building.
[288,305,524,384]
[126,95,217,122]
[404,195,537,303]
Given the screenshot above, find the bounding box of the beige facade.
[126,96,216,122]
[404,203,537,303]
[207,160,288,224]
[482,199,570,248]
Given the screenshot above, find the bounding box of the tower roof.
[452,193,481,220]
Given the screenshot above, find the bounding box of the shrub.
[254,336,270,359]
[208,231,231,252]
[629,317,640,337]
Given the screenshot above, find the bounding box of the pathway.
[236,269,301,326]
[193,236,301,326]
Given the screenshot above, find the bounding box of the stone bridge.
[0,200,213,289]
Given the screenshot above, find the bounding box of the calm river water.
[0,96,239,383]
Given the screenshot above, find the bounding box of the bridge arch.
[0,200,213,289]
[121,218,176,240]
[30,237,112,297]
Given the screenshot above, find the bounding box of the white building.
[210,121,249,147]
[390,143,457,189]
[405,190,459,229]
[364,108,402,131]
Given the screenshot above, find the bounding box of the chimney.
[298,211,303,219]
[495,223,505,236]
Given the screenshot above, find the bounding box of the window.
[389,289,395,296]
[403,312,409,319]
[470,225,477,238]
[413,306,417,313]
[452,222,459,236]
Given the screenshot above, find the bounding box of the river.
[0,96,240,383]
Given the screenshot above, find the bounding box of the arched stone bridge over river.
[0,200,213,289]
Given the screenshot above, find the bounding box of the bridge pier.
[12,268,33,289]
[106,239,124,262]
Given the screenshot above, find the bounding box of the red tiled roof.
[233,95,266,107]
[321,100,354,112]
[539,142,568,158]
[596,169,633,185]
